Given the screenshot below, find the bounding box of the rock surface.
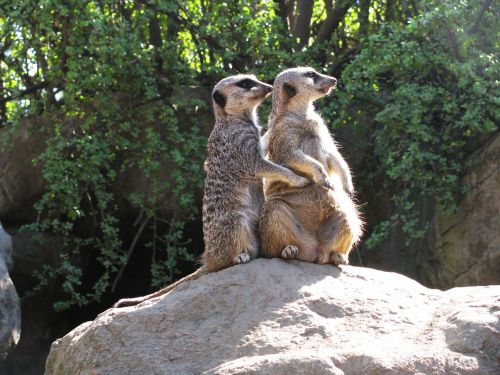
[45,259,499,375]
[0,222,21,357]
[0,230,70,375]
[0,119,48,223]
[430,133,500,288]
[360,133,500,289]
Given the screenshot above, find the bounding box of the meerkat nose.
[262,83,273,94]
[320,76,337,90]
[327,77,337,87]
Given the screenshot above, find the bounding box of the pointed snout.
[320,74,337,89]
[318,74,337,95]
[261,82,273,95]
[253,81,273,98]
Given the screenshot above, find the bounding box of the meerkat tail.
[113,267,208,308]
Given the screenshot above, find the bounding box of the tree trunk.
[385,0,396,21]
[359,0,370,36]
[292,0,314,49]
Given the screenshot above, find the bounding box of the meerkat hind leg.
[330,252,348,266]
[231,218,259,266]
[318,212,355,266]
[260,199,316,260]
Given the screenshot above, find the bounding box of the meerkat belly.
[239,182,262,232]
[267,179,341,242]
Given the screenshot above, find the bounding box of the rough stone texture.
[430,133,500,288]
[0,119,48,224]
[0,230,70,375]
[358,133,500,289]
[45,259,500,375]
[0,222,21,357]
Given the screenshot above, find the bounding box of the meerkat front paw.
[234,252,252,264]
[342,176,354,196]
[291,175,311,188]
[311,167,335,191]
[317,175,335,191]
[330,252,348,266]
[281,245,299,259]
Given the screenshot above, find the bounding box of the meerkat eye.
[305,71,318,80]
[236,79,255,90]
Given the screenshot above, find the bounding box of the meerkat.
[114,74,309,307]
[259,67,363,266]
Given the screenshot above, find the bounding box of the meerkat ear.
[212,90,227,108]
[283,83,297,99]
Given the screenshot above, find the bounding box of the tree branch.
[314,0,356,46]
[111,214,153,292]
[0,81,51,105]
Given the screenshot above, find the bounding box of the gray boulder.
[0,222,21,357]
[45,259,499,375]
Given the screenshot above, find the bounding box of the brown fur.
[259,67,363,265]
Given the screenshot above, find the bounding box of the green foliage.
[1,0,498,308]
[2,0,207,309]
[331,0,499,247]
[149,219,195,289]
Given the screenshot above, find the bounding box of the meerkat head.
[212,75,272,120]
[270,67,337,118]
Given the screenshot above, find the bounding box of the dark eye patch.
[304,71,319,81]
[236,79,256,90]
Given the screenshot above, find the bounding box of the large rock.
[427,133,500,288]
[0,222,21,357]
[0,230,70,375]
[359,133,500,289]
[45,259,499,375]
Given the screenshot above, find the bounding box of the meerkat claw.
[281,245,299,259]
[330,252,348,266]
[320,176,335,191]
[343,180,354,196]
[234,252,252,264]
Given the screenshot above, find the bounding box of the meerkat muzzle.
[253,83,273,98]
[319,76,337,95]
[262,83,273,96]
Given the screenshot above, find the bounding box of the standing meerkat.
[114,74,309,307]
[259,67,363,266]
